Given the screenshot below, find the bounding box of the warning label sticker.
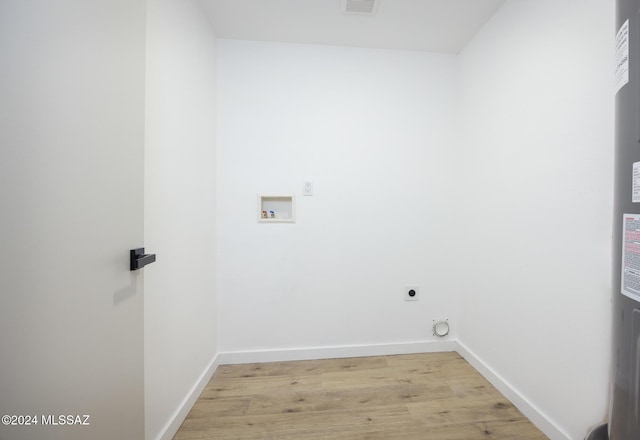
[622,214,640,301]
[616,19,630,94]
[633,162,640,203]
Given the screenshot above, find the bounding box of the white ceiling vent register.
[342,0,379,15]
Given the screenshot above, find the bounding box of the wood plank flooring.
[173,352,548,440]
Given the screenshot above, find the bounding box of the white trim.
[218,340,455,365]
[156,353,221,440]
[455,340,571,440]
[158,341,572,440]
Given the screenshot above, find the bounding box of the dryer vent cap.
[433,320,450,337]
[342,0,379,15]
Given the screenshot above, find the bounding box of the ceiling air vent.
[342,0,379,15]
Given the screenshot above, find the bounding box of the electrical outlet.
[303,180,313,196]
[404,286,419,301]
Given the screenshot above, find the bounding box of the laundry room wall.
[457,0,614,438]
[145,0,218,438]
[216,40,459,359]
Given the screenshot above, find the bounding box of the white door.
[0,1,147,439]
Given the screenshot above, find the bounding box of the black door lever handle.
[130,248,156,271]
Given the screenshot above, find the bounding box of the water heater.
[611,0,640,438]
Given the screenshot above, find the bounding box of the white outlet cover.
[404,286,419,301]
[303,180,313,196]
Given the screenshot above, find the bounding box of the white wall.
[0,1,146,439]
[145,1,218,439]
[457,1,614,439]
[217,40,459,358]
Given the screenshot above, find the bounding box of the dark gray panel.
[612,1,640,439]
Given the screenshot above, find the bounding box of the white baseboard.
[156,353,221,440]
[218,340,456,365]
[158,340,568,440]
[455,340,570,440]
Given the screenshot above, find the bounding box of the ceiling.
[200,0,506,53]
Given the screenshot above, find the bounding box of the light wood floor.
[173,352,548,440]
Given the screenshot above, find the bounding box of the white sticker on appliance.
[634,162,640,203]
[622,214,640,301]
[616,19,630,94]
